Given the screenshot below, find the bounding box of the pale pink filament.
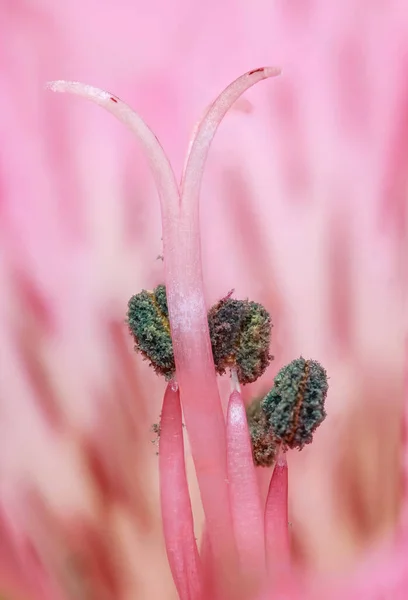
[226,390,265,579]
[264,451,290,576]
[168,68,280,580]
[181,67,281,210]
[159,383,202,600]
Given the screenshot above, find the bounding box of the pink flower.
[43,66,407,599]
[1,1,408,599]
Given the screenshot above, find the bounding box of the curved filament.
[46,81,179,220]
[165,70,280,579]
[181,67,281,214]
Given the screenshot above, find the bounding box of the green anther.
[127,285,273,386]
[246,398,278,467]
[127,285,175,379]
[247,357,328,466]
[208,292,273,385]
[261,357,328,450]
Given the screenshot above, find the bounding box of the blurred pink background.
[0,1,407,598]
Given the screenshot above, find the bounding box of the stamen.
[226,389,265,584]
[159,384,202,600]
[169,71,280,584]
[181,67,281,211]
[264,449,290,576]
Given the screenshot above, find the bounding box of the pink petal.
[226,390,265,580]
[0,502,62,600]
[159,383,202,600]
[264,451,290,577]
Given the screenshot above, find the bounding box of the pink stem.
[159,383,202,600]
[226,390,265,577]
[264,451,290,576]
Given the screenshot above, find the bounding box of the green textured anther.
[127,285,273,385]
[127,285,175,379]
[208,293,272,385]
[246,398,278,467]
[154,284,169,318]
[261,357,328,450]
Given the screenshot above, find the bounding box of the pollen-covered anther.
[127,284,175,379]
[208,292,273,385]
[246,398,279,467]
[261,357,328,450]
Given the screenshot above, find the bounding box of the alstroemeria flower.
[40,65,407,599]
[1,1,408,599]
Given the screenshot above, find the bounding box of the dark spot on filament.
[110,97,118,103]
[248,68,264,76]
